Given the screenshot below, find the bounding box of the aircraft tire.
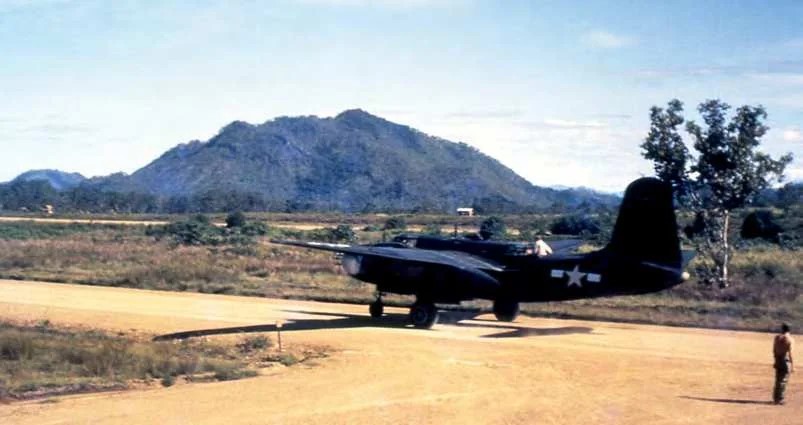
[409,302,438,329]
[369,300,384,318]
[493,299,520,322]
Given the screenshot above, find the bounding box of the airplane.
[272,178,692,329]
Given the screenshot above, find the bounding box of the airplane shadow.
[153,309,593,341]
[679,396,774,405]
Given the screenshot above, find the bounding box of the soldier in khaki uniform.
[534,237,553,257]
[773,323,795,405]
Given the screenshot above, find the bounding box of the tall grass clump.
[0,322,270,399]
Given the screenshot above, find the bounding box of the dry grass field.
[0,217,799,332]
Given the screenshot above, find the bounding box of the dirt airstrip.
[0,279,798,424]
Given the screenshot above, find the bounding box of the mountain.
[93,109,618,212]
[11,169,86,191]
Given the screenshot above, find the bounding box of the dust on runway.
[0,280,798,424]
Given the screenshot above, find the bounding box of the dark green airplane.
[273,178,692,329]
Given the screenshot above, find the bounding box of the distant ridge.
[11,169,86,191]
[7,110,621,212]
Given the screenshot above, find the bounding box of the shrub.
[383,216,407,231]
[160,374,175,387]
[306,225,356,243]
[237,335,272,353]
[240,221,268,236]
[479,216,506,240]
[202,359,257,381]
[148,215,224,246]
[550,215,601,236]
[330,225,356,243]
[276,353,299,366]
[225,211,247,228]
[422,223,443,236]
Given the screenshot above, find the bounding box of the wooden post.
[276,321,283,352]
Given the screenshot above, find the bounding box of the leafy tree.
[479,216,506,240]
[741,211,782,241]
[776,183,802,210]
[225,211,247,228]
[642,99,792,286]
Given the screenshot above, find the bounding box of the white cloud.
[782,127,802,142]
[582,30,635,49]
[445,109,522,119]
[539,119,607,130]
[785,167,803,182]
[416,115,647,192]
[748,72,803,86]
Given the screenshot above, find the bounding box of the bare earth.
[0,280,798,424]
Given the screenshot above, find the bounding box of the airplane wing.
[271,240,506,273]
[548,239,584,254]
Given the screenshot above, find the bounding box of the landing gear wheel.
[369,300,384,318]
[409,301,438,329]
[493,299,520,322]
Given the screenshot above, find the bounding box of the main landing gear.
[369,293,384,318]
[409,300,438,329]
[367,293,438,329]
[492,299,520,322]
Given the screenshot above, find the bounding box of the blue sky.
[1,0,801,191]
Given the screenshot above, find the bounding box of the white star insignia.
[564,265,586,288]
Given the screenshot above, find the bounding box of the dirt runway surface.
[0,279,798,424]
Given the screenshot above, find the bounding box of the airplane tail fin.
[607,178,682,270]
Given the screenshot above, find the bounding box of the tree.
[479,216,506,240]
[225,211,247,228]
[740,210,782,241]
[642,99,792,287]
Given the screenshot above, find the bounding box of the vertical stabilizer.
[608,178,681,269]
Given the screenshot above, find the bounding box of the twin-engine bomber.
[273,178,692,329]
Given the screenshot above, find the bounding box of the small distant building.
[42,205,54,215]
[456,207,474,217]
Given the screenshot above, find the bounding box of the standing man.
[534,236,553,257]
[773,323,795,405]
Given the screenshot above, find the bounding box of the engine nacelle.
[341,254,363,276]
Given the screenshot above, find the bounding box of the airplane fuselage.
[345,248,682,305]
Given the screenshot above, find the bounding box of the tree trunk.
[720,210,730,287]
